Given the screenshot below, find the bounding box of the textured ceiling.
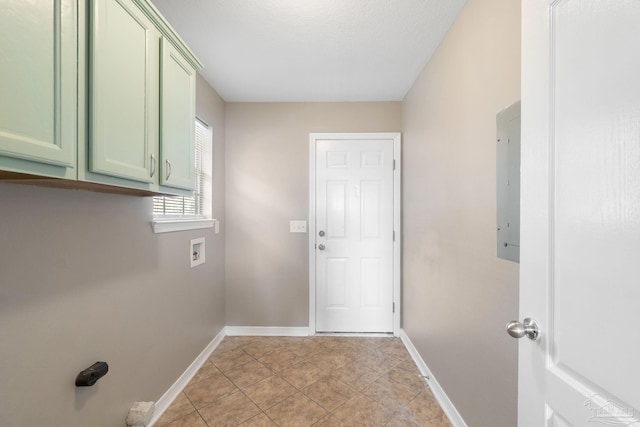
[151,0,467,102]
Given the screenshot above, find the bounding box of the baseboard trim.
[225,326,310,336]
[399,329,468,427]
[149,327,465,427]
[149,328,226,426]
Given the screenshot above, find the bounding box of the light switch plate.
[190,237,205,268]
[290,220,307,233]
[214,219,220,234]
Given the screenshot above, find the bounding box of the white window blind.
[153,118,211,218]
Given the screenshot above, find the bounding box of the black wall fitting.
[75,361,109,387]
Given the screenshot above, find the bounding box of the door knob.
[506,318,540,341]
[318,244,325,251]
[319,230,325,237]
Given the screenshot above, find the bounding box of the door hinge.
[393,230,395,241]
[393,159,396,170]
[393,302,395,313]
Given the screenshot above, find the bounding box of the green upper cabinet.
[0,0,201,194]
[159,38,196,190]
[84,0,202,194]
[0,0,77,178]
[89,0,158,184]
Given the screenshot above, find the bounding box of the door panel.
[327,151,349,168]
[327,258,348,307]
[361,258,381,307]
[90,0,157,183]
[361,151,383,168]
[548,410,571,427]
[361,181,382,238]
[160,37,196,190]
[315,138,394,333]
[520,1,640,425]
[327,181,348,238]
[0,0,76,168]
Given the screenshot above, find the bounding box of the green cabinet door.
[0,0,76,175]
[90,0,158,183]
[159,38,196,191]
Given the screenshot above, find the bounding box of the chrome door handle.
[150,154,156,178]
[318,244,325,251]
[506,318,540,341]
[165,159,172,180]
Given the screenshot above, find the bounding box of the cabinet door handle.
[165,159,172,181]
[150,154,156,178]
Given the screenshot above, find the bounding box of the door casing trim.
[308,132,402,336]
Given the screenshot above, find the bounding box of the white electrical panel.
[496,101,521,263]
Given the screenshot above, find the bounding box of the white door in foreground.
[314,136,395,333]
[518,1,640,426]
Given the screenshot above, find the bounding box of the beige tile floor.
[155,336,452,427]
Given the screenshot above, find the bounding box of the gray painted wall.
[224,102,401,327]
[1,2,522,422]
[0,75,225,427]
[401,0,520,425]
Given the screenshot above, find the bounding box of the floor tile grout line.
[193,406,211,427]
[237,388,272,426]
[161,391,202,427]
[260,341,351,424]
[161,336,450,427]
[240,372,300,414]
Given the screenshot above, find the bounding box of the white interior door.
[519,1,640,426]
[313,135,396,333]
